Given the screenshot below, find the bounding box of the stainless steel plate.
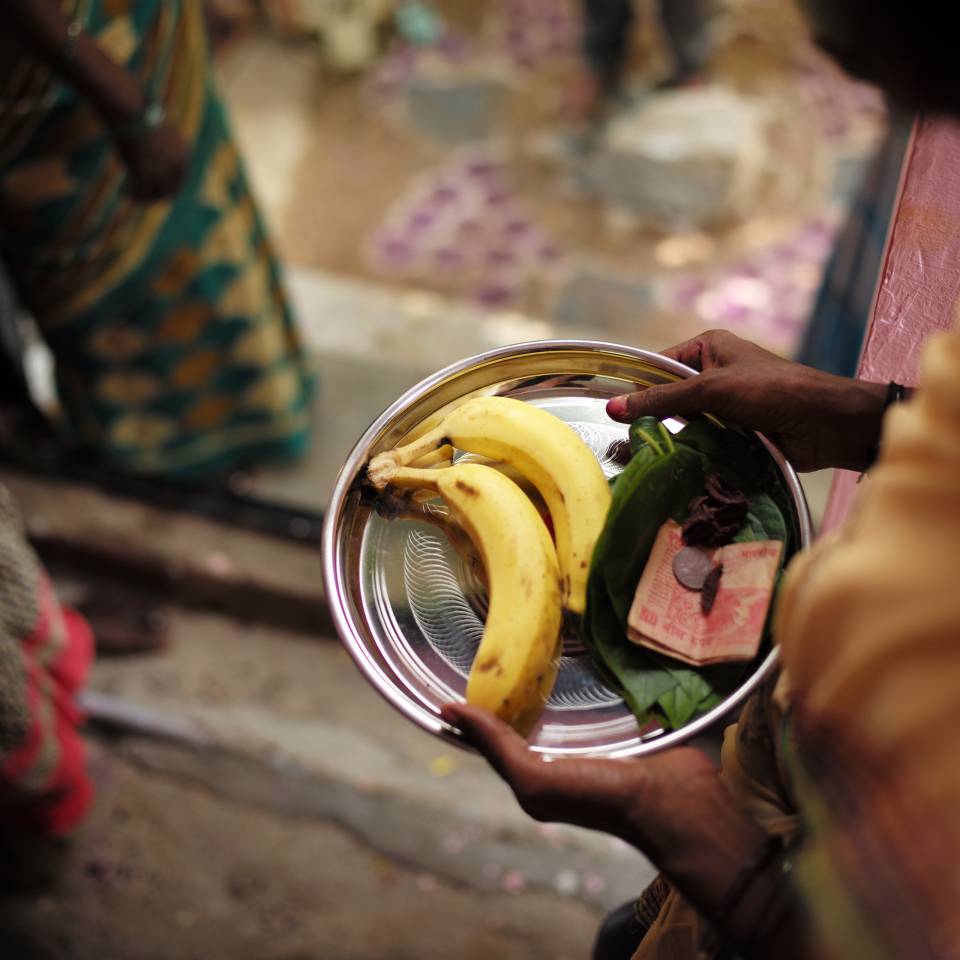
[322,341,812,758]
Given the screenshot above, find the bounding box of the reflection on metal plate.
[323,341,812,758]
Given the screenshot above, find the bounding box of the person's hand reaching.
[607,330,890,472]
[114,119,189,203]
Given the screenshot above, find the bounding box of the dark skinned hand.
[442,702,810,958]
[441,702,755,862]
[114,120,189,203]
[606,329,890,473]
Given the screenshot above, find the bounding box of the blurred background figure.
[0,0,891,504]
[0,0,312,478]
[257,0,397,72]
[0,484,94,843]
[573,0,710,122]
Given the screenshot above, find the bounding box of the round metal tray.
[322,340,812,758]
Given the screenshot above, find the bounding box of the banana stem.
[367,427,448,489]
[410,444,454,469]
[386,466,444,491]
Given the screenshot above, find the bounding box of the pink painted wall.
[822,116,960,533]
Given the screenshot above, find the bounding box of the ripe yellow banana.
[386,463,562,733]
[368,396,611,614]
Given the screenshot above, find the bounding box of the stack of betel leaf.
[583,416,799,731]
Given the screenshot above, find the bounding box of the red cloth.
[1,574,94,835]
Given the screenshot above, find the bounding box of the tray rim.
[321,339,813,758]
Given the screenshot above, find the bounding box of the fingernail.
[439,704,459,725]
[606,396,628,420]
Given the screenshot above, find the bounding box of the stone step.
[2,739,604,960]
[87,606,657,913]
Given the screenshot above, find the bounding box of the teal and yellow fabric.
[0,0,311,476]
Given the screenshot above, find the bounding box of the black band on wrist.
[864,380,908,471]
[885,380,908,408]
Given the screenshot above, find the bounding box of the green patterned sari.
[0,0,312,476]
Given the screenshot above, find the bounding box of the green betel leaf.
[581,570,678,722]
[583,415,796,733]
[629,416,668,457]
[657,661,747,728]
[675,419,770,483]
[602,449,707,624]
[734,493,787,548]
[743,491,787,542]
[657,683,702,730]
[677,419,797,553]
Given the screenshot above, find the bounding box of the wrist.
[832,378,889,472]
[110,102,166,140]
[723,842,793,952]
[738,854,810,960]
[620,754,769,899]
[691,831,809,959]
[616,750,734,860]
[96,80,148,129]
[859,381,910,471]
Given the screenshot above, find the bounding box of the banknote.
[627,521,783,665]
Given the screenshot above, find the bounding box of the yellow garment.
[778,328,960,748]
[776,324,960,958]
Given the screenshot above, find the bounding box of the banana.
[368,396,611,614]
[511,637,562,736]
[365,486,488,590]
[386,463,562,733]
[409,444,454,469]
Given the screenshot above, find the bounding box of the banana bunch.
[366,396,612,732]
[368,396,612,614]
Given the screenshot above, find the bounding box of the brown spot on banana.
[453,479,480,497]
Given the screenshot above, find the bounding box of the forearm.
[1,0,147,126]
[623,767,813,958]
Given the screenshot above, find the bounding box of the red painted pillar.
[822,116,960,532]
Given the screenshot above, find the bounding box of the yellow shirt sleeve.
[774,326,960,957]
